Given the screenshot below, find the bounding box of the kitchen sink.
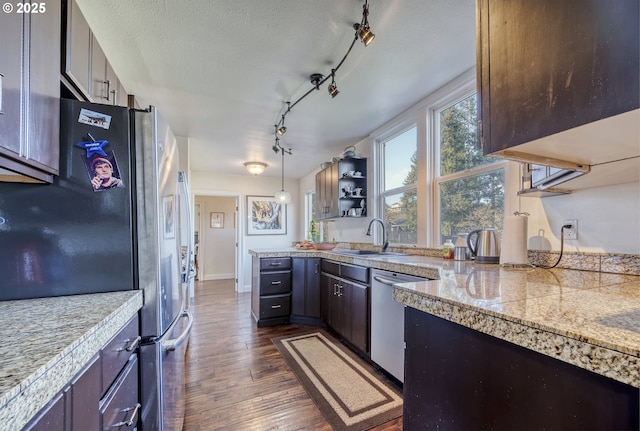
[332,250,409,257]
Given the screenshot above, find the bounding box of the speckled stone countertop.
[0,290,143,431]
[250,248,640,388]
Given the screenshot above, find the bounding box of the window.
[380,127,418,244]
[437,94,504,245]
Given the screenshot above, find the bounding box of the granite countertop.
[0,290,143,430]
[250,248,640,388]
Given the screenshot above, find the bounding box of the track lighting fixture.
[244,161,267,176]
[269,0,375,164]
[328,69,339,98]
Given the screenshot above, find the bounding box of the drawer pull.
[269,262,282,266]
[271,281,282,285]
[118,336,141,353]
[271,304,282,309]
[112,402,141,427]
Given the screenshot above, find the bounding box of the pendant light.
[274,145,292,204]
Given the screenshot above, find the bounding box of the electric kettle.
[467,228,500,263]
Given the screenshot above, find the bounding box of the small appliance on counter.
[467,228,501,263]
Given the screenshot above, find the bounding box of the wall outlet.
[563,219,578,240]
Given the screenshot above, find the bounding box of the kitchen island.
[0,290,143,431]
[251,248,640,428]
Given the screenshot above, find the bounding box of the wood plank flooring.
[183,279,403,431]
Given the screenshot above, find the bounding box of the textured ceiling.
[75,0,476,179]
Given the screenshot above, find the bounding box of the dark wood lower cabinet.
[23,315,140,431]
[320,259,369,354]
[291,257,322,324]
[403,306,639,430]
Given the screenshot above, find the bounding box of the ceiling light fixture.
[328,69,339,98]
[273,142,292,205]
[244,161,267,176]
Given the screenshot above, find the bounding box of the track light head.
[354,23,375,46]
[277,125,287,135]
[327,83,339,98]
[272,145,279,154]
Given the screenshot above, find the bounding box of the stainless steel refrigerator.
[0,98,194,431]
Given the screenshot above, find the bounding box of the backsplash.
[345,242,640,276]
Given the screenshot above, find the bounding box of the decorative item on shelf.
[343,146,356,158]
[320,161,331,170]
[244,161,267,176]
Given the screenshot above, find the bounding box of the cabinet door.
[478,0,639,154]
[90,34,108,102]
[71,354,101,431]
[64,0,91,97]
[305,258,321,318]
[348,281,368,353]
[24,391,68,431]
[28,3,60,174]
[0,12,24,159]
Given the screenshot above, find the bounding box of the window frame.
[372,68,515,248]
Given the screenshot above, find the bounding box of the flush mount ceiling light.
[244,161,267,176]
[269,0,375,154]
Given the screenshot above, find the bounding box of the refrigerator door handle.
[178,171,195,284]
[162,309,193,352]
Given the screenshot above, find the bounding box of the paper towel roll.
[500,215,528,265]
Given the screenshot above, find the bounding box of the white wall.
[519,181,640,255]
[195,196,236,280]
[191,171,299,292]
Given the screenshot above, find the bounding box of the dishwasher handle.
[373,275,402,286]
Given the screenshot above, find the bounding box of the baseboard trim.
[203,273,235,281]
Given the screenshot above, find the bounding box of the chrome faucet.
[365,218,389,253]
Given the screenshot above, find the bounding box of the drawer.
[260,271,291,295]
[260,294,291,319]
[260,257,292,271]
[101,314,140,393]
[341,262,369,284]
[321,259,340,276]
[101,354,139,431]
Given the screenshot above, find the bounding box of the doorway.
[194,195,238,288]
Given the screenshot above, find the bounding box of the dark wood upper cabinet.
[0,2,60,183]
[477,0,639,158]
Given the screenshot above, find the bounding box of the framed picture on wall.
[210,212,224,229]
[162,195,175,238]
[247,195,286,235]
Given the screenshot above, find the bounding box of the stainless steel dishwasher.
[371,269,427,383]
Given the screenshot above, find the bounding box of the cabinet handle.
[271,304,282,309]
[270,281,282,285]
[0,73,3,114]
[118,336,141,352]
[269,262,281,266]
[111,89,117,105]
[103,80,111,101]
[315,263,319,274]
[112,402,141,427]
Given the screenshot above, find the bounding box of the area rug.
[273,330,403,431]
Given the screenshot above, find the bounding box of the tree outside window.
[438,94,504,245]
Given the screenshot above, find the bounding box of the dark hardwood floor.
[183,279,403,431]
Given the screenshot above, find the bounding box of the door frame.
[191,190,242,292]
